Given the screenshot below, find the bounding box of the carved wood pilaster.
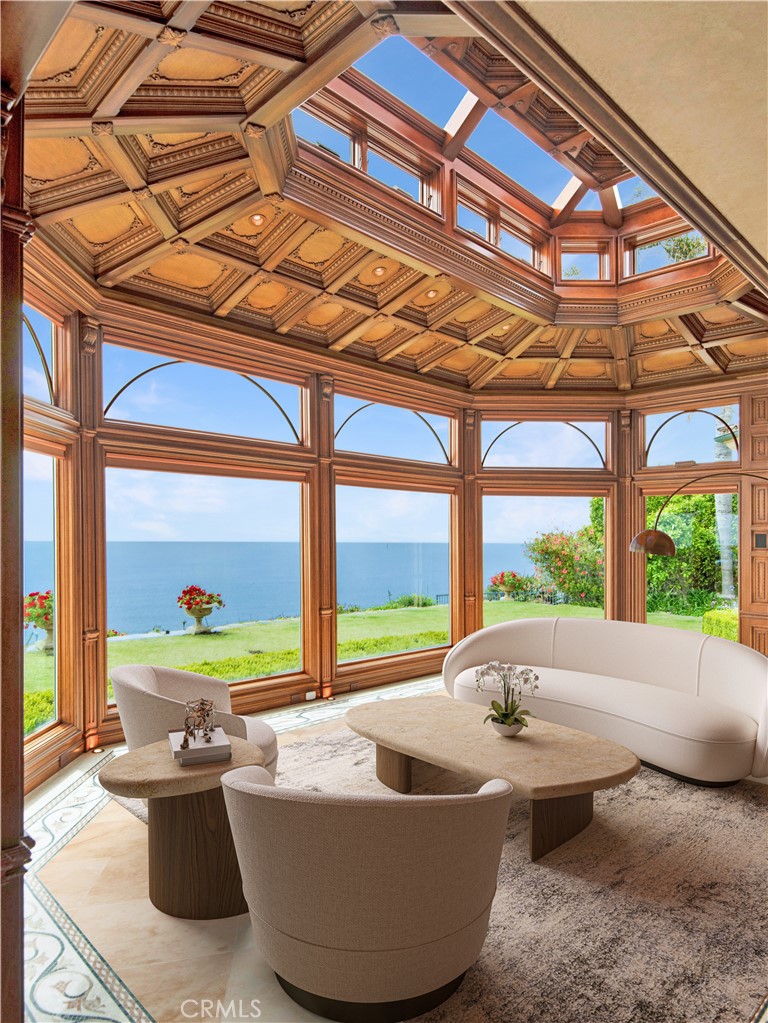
[457,407,481,638]
[0,94,26,1023]
[307,376,335,696]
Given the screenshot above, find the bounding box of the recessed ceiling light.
[501,325,511,332]
[373,265,386,276]
[425,289,439,298]
[250,213,265,226]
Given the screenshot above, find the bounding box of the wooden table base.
[374,742,594,861]
[148,786,247,919]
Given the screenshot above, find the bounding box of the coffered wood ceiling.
[19,0,768,393]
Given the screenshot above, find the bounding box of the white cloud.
[23,366,50,401]
[483,495,594,543]
[23,451,54,482]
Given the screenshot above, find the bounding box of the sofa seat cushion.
[453,665,758,784]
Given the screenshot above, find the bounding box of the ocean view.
[24,541,533,635]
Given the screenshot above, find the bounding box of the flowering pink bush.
[525,526,604,606]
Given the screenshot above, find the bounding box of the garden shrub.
[525,523,604,607]
[702,608,738,642]
[180,630,449,680]
[24,690,55,735]
[368,594,436,610]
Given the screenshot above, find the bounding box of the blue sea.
[23,542,533,635]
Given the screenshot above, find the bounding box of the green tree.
[661,232,707,262]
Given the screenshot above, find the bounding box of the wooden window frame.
[455,179,542,272]
[621,222,713,280]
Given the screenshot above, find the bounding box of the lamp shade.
[629,529,676,556]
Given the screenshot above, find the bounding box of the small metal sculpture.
[180,697,216,749]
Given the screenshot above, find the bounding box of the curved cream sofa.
[443,618,768,785]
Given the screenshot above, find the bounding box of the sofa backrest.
[442,617,768,777]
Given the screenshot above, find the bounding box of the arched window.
[644,405,739,467]
[23,304,54,404]
[334,395,450,464]
[481,420,606,469]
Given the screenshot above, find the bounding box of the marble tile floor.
[23,675,442,1023]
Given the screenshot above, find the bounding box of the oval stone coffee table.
[347,695,640,861]
[99,736,264,919]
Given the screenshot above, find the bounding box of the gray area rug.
[274,727,768,1023]
[112,728,768,1022]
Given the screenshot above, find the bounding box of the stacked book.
[168,726,232,766]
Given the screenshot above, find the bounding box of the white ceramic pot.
[186,605,214,634]
[492,721,524,737]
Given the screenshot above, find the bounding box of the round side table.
[99,736,264,919]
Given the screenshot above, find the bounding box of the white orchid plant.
[475,661,540,728]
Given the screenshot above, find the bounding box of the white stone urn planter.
[186,606,214,634]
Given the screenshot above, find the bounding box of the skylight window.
[561,252,600,279]
[617,176,657,206]
[575,190,603,212]
[353,36,465,127]
[367,151,420,201]
[457,203,489,238]
[293,108,351,163]
[466,111,571,205]
[499,229,533,265]
[635,230,708,274]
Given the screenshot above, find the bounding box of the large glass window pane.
[645,405,739,466]
[336,486,450,662]
[106,469,302,688]
[499,229,533,265]
[481,420,606,469]
[23,304,54,403]
[457,203,488,238]
[483,495,605,624]
[561,252,600,279]
[636,230,707,274]
[103,343,301,444]
[23,451,57,735]
[335,395,451,463]
[645,492,738,635]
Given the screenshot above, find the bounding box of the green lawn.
[23,601,706,695]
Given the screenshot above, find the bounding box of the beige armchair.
[110,665,278,777]
[222,765,512,1022]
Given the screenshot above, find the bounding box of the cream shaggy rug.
[272,726,768,1023]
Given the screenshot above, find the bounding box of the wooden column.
[77,316,107,747]
[458,408,481,639]
[313,374,336,697]
[611,408,645,622]
[0,93,34,1023]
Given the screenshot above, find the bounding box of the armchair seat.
[110,664,278,777]
[222,765,513,1022]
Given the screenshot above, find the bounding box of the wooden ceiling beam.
[544,328,581,388]
[242,124,287,198]
[97,189,262,285]
[328,318,384,352]
[669,315,725,374]
[25,114,242,139]
[213,274,263,318]
[599,185,623,229]
[443,92,488,161]
[550,177,588,227]
[469,359,508,390]
[505,323,547,359]
[77,2,303,72]
[260,221,317,272]
[609,326,633,390]
[417,340,465,374]
[275,293,329,334]
[91,135,146,190]
[393,11,482,36]
[728,290,768,325]
[325,252,389,294]
[93,38,178,119]
[246,15,388,125]
[377,335,423,363]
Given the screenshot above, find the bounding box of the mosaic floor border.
[23,676,441,1023]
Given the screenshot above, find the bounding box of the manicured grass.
[23,600,706,697]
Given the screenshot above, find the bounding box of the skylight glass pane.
[499,229,532,264]
[618,176,657,206]
[367,151,419,200]
[457,204,488,237]
[293,108,351,162]
[561,252,600,279]
[636,231,708,274]
[353,37,466,127]
[575,190,603,211]
[467,110,571,205]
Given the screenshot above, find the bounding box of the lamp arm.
[652,472,768,530]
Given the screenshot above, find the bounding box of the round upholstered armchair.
[222,765,513,1023]
[110,664,278,777]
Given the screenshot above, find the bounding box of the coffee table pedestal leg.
[376,744,412,793]
[148,787,248,919]
[529,792,593,861]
